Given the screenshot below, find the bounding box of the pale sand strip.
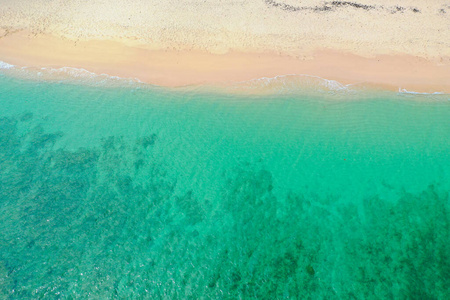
[0,31,449,93]
[1,1,449,60]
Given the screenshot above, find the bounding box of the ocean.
[0,71,449,298]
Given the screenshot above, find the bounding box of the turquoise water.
[0,74,449,298]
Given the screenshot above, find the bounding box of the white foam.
[41,66,141,83]
[0,63,143,87]
[43,66,99,78]
[0,59,142,84]
[1,61,446,96]
[261,74,346,89]
[398,88,447,96]
[0,61,15,69]
[230,75,448,97]
[228,73,354,95]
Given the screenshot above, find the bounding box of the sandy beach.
[0,0,449,92]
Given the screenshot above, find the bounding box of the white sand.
[1,0,449,59]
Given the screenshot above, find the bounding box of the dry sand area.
[0,0,449,91]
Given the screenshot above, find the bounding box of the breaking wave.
[0,60,142,87]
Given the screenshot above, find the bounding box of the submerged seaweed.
[264,0,425,15]
[0,114,449,298]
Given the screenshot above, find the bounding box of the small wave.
[219,74,359,97]
[398,88,447,96]
[0,61,142,87]
[40,66,142,83]
[44,66,103,78]
[248,74,349,90]
[0,61,15,69]
[221,75,449,99]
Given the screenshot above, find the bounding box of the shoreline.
[0,31,449,94]
[2,66,448,102]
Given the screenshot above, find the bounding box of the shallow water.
[0,74,449,298]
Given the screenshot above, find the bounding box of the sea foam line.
[40,66,143,83]
[0,61,15,69]
[232,73,355,92]
[239,74,449,96]
[1,60,448,96]
[0,60,142,83]
[398,88,447,96]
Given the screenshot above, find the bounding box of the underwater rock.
[306,265,315,276]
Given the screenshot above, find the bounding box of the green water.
[0,74,449,299]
